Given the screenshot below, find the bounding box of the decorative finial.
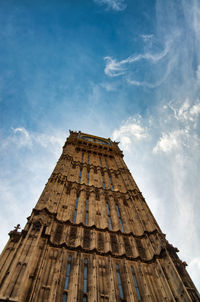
[14,224,21,232]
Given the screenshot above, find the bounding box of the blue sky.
[0,0,200,291]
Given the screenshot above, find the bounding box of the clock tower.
[0,131,199,301]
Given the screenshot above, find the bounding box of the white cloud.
[112,116,148,150]
[104,57,126,77]
[94,0,127,11]
[153,130,183,153]
[169,100,200,124]
[153,100,200,153]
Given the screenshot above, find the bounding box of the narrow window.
[79,168,82,184]
[87,170,89,185]
[81,152,84,163]
[66,182,72,194]
[116,204,124,232]
[108,174,114,190]
[102,173,106,189]
[88,154,90,164]
[83,258,88,298]
[105,158,109,169]
[116,264,125,300]
[99,156,102,167]
[95,189,100,200]
[131,266,141,301]
[62,293,68,302]
[73,195,79,223]
[62,255,72,302]
[85,199,89,225]
[106,203,112,230]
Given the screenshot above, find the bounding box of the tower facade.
[0,131,199,302]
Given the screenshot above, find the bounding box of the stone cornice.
[31,207,160,238]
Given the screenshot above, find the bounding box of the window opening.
[66,182,72,194]
[95,189,100,200]
[86,199,89,225]
[62,293,68,302]
[108,174,114,190]
[73,195,79,223]
[102,174,106,189]
[116,264,125,300]
[99,156,102,167]
[81,152,84,163]
[83,258,88,294]
[88,155,90,164]
[79,168,82,184]
[105,158,109,169]
[87,170,89,185]
[62,255,72,302]
[106,203,112,230]
[131,266,141,301]
[116,204,124,232]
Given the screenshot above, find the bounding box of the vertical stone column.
[81,166,87,185]
[109,195,119,231]
[104,171,110,190]
[89,191,96,227]
[89,167,94,186]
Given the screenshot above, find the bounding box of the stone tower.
[0,131,199,302]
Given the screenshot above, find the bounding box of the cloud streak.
[104,39,173,87]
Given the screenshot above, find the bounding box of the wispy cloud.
[1,127,65,155]
[94,0,127,11]
[153,100,200,153]
[104,41,170,76]
[140,34,154,43]
[104,39,173,87]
